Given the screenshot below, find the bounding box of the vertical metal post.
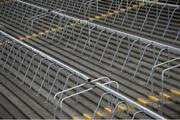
[21,53,38,84]
[121,39,139,72]
[37,62,55,96]
[132,44,151,79]
[81,26,96,55]
[29,58,47,88]
[147,48,167,84]
[46,67,64,102]
[99,32,116,63]
[162,7,179,38]
[8,46,24,74]
[111,35,127,66]
[3,42,16,70]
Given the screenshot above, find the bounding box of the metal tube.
[52,12,180,53]
[96,83,166,120]
[16,0,48,11]
[132,111,146,120]
[1,30,166,119]
[0,3,167,118]
[134,0,180,8]
[16,0,180,53]
[154,57,180,68]
[54,77,111,99]
[0,31,90,80]
[147,48,167,84]
[133,44,152,79]
[92,92,111,119]
[161,64,180,93]
[111,101,129,119]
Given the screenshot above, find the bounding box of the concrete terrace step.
[0,0,180,119]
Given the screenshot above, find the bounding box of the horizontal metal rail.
[0,30,166,120]
[135,0,180,8]
[16,0,48,11]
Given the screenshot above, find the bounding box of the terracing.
[0,0,179,119]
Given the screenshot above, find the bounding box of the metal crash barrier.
[0,30,166,119]
[0,0,180,119]
[14,0,180,44]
